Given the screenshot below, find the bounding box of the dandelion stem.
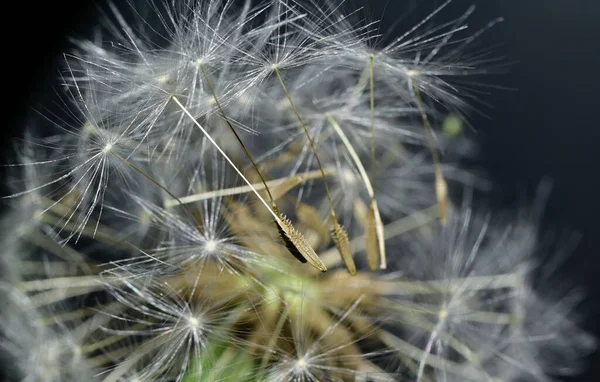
[34,302,121,326]
[37,212,124,248]
[197,64,328,270]
[24,228,95,272]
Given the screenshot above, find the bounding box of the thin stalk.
[81,323,147,354]
[18,275,105,292]
[326,113,387,270]
[273,66,353,274]
[411,76,448,225]
[366,55,387,270]
[34,302,119,326]
[273,67,334,209]
[171,96,277,221]
[164,168,334,207]
[375,272,523,296]
[369,54,376,183]
[30,286,105,308]
[107,150,212,234]
[416,318,444,381]
[111,152,188,210]
[198,64,276,204]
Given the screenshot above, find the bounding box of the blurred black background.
[1,0,599,380]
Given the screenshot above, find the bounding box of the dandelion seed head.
[0,1,594,381]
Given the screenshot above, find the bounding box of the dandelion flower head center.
[188,315,204,330]
[204,239,218,252]
[296,357,308,370]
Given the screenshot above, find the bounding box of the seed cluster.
[0,1,594,381]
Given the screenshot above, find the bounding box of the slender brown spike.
[330,217,356,275]
[275,219,307,264]
[273,205,327,272]
[365,204,380,271]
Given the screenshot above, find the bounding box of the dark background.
[1,0,599,380]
